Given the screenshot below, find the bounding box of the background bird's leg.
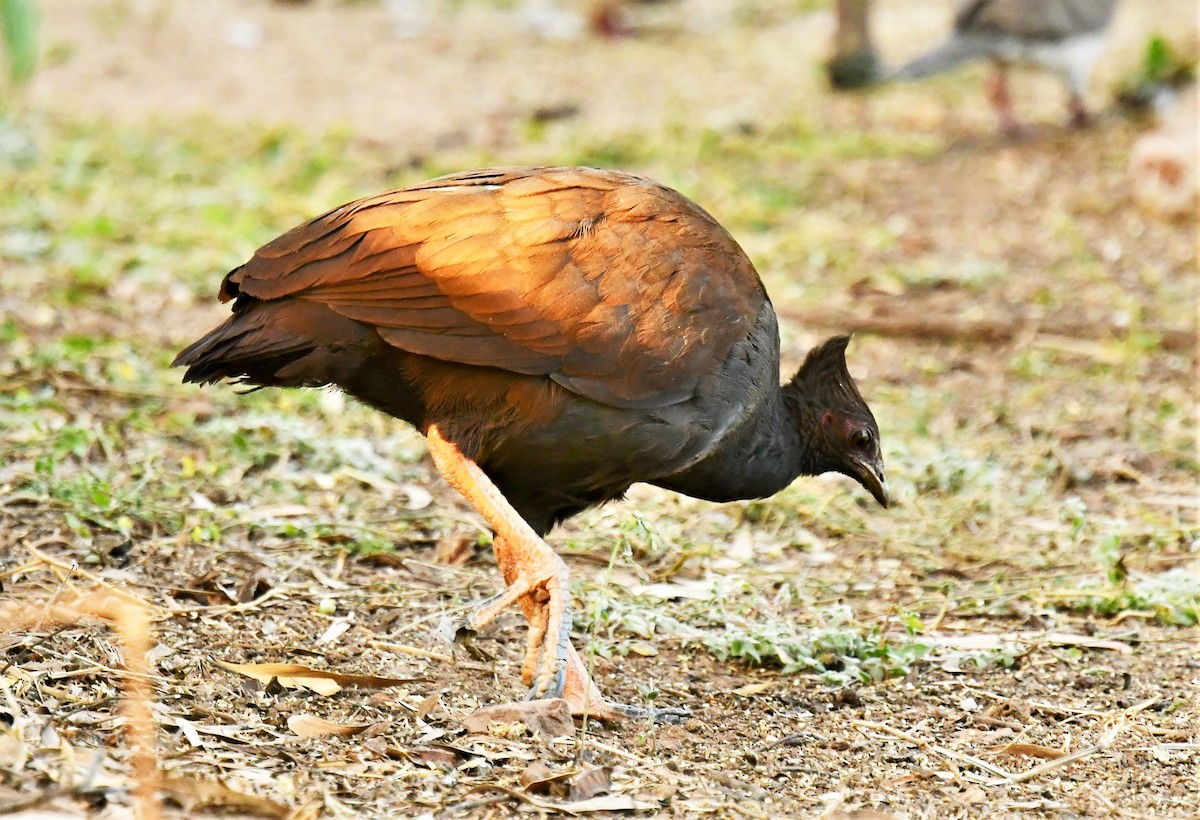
[424,425,570,699]
[987,66,1019,134]
[1067,91,1091,128]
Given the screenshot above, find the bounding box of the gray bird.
[893,0,1121,133]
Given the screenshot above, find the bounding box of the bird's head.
[788,335,889,508]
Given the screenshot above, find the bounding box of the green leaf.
[1,0,37,83]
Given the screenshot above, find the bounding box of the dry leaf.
[957,786,987,804]
[569,766,612,801]
[408,747,461,769]
[464,698,575,738]
[433,534,479,565]
[732,682,775,697]
[988,742,1067,761]
[521,761,571,794]
[416,690,442,721]
[316,619,353,645]
[175,571,234,606]
[214,660,418,695]
[236,575,271,603]
[287,713,371,738]
[161,776,292,818]
[884,771,934,786]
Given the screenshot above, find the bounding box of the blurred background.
[2,0,1195,366]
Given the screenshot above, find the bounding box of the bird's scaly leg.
[1067,91,1091,129]
[425,426,690,722]
[424,425,570,698]
[987,67,1020,135]
[483,548,688,722]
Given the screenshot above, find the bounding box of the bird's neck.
[652,384,820,503]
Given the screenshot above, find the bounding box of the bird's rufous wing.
[221,167,766,409]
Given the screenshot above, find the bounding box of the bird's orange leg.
[425,426,690,722]
[489,535,687,721]
[425,425,570,698]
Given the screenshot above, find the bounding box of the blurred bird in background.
[1129,82,1198,218]
[892,0,1121,133]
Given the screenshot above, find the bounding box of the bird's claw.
[521,575,572,699]
[526,666,567,701]
[457,554,572,702]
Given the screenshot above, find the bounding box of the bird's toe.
[526,587,572,698]
[605,702,692,724]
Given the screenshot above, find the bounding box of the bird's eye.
[851,429,872,449]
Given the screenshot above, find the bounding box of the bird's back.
[953,0,1119,41]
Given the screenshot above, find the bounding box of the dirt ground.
[2,0,1198,818]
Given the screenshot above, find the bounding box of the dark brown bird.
[174,167,889,720]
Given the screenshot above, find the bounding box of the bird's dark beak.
[851,457,890,508]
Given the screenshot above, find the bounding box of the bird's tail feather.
[890,35,993,81]
[172,301,370,389]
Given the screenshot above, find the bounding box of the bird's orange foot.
[466,550,573,700]
[424,427,686,719]
[424,426,575,700]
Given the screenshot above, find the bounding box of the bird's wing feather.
[953,0,1117,40]
[221,167,766,409]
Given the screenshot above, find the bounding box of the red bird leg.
[424,425,570,699]
[1067,91,1091,128]
[987,67,1020,135]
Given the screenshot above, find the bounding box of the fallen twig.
[366,638,455,663]
[580,736,651,764]
[163,584,290,616]
[986,721,1128,786]
[850,719,1012,780]
[24,539,168,617]
[895,630,1134,655]
[779,308,1196,355]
